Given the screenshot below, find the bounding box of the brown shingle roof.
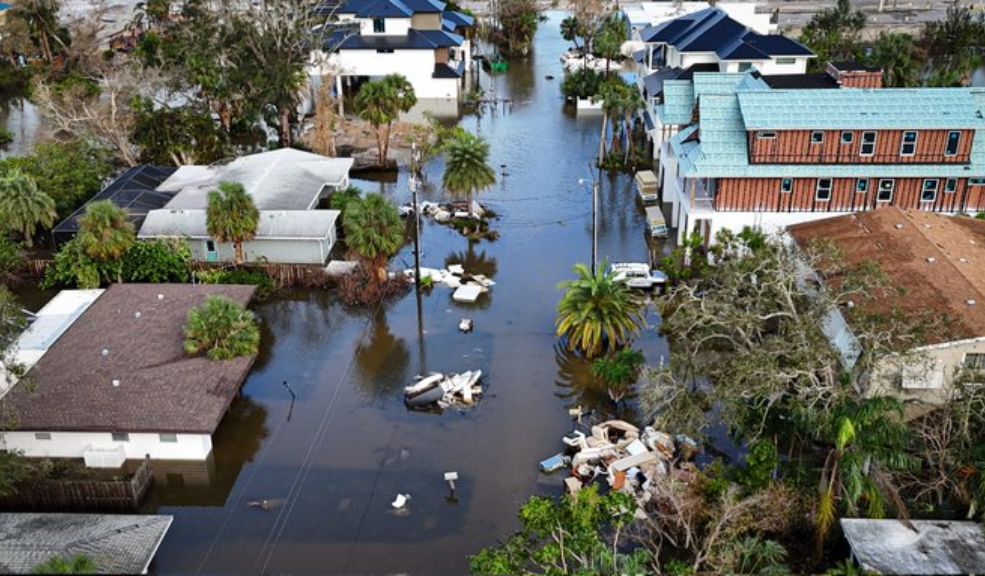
[7,284,258,434]
[789,207,985,346]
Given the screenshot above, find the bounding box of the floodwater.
[23,12,675,574]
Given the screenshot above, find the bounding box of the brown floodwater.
[14,13,684,574]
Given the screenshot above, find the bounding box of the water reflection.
[354,309,410,403]
[0,93,42,158]
[444,242,498,278]
[141,396,269,507]
[552,343,642,424]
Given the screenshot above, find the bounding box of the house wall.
[1,431,214,461]
[720,57,809,75]
[359,16,411,36]
[715,178,982,213]
[187,236,334,265]
[747,129,974,164]
[411,12,441,30]
[867,339,985,407]
[331,49,460,99]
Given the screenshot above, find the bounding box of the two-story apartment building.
[636,7,814,163]
[316,0,474,102]
[661,83,985,244]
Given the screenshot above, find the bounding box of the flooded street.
[137,12,671,574]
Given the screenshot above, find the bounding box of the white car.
[609,262,667,290]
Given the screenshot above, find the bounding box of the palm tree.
[592,348,644,403]
[814,397,914,550]
[442,131,496,216]
[342,193,405,283]
[868,32,918,87]
[560,16,582,50]
[206,181,259,265]
[556,263,646,358]
[355,74,417,167]
[0,168,56,248]
[78,200,135,264]
[183,295,260,360]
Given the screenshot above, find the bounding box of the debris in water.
[404,370,483,409]
[391,493,411,509]
[459,318,473,333]
[538,453,570,474]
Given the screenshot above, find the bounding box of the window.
[855,178,868,194]
[111,432,129,442]
[945,131,961,156]
[738,62,753,72]
[375,48,394,53]
[900,131,918,156]
[34,432,51,440]
[206,239,215,252]
[756,131,776,140]
[945,178,958,193]
[372,18,385,33]
[921,179,939,202]
[810,131,824,145]
[965,353,985,370]
[815,178,832,201]
[971,178,985,186]
[780,178,793,193]
[840,131,854,145]
[860,131,877,156]
[159,433,177,443]
[877,179,895,202]
[775,57,796,65]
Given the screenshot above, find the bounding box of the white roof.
[841,519,985,575]
[1,289,104,398]
[138,209,340,240]
[158,149,354,211]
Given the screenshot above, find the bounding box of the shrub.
[194,268,276,301]
[3,141,112,219]
[42,238,112,289]
[0,128,12,147]
[183,295,260,360]
[122,239,191,283]
[561,68,604,100]
[328,186,362,212]
[0,237,25,283]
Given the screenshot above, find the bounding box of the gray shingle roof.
[0,513,172,574]
[841,518,985,575]
[6,284,257,434]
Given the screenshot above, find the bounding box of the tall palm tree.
[0,168,55,248]
[183,295,260,360]
[206,181,259,265]
[77,200,135,263]
[556,263,646,358]
[355,74,417,166]
[560,16,582,49]
[814,397,914,550]
[442,131,496,215]
[868,32,918,87]
[13,0,64,64]
[342,193,405,283]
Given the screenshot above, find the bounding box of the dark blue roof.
[432,61,464,78]
[333,0,444,16]
[401,0,445,12]
[442,10,474,30]
[331,28,463,50]
[641,7,813,61]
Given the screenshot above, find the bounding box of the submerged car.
[609,262,667,289]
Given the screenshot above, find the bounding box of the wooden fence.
[0,458,153,512]
[25,259,331,288]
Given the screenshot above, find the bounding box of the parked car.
[609,262,667,290]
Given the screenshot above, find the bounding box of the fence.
[0,457,153,512]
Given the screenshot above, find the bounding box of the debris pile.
[400,200,497,240]
[403,264,495,303]
[404,370,483,409]
[539,420,700,508]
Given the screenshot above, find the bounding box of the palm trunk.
[598,113,608,167]
[623,114,632,165]
[382,122,392,166]
[377,125,386,166]
[234,241,245,264]
[22,225,33,248]
[279,107,291,147]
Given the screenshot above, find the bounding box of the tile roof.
[6,284,258,434]
[738,88,985,130]
[641,7,812,59]
[0,513,172,575]
[334,0,445,15]
[442,9,473,30]
[788,207,985,345]
[333,27,462,50]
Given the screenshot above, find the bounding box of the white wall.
[1,431,214,461]
[187,236,334,264]
[358,16,411,36]
[330,49,460,99]
[868,338,985,407]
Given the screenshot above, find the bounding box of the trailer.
[635,170,659,204]
[645,206,669,239]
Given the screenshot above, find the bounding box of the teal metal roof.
[656,71,768,126]
[738,88,985,130]
[659,80,694,124]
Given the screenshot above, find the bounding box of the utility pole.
[411,143,423,291]
[592,179,598,275]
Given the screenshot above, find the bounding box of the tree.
[183,295,260,360]
[31,554,96,575]
[442,131,496,215]
[592,347,644,403]
[917,4,985,84]
[206,181,259,265]
[0,168,56,248]
[309,77,341,158]
[77,200,136,270]
[592,15,625,76]
[560,16,582,49]
[121,239,191,283]
[494,0,540,56]
[342,193,405,283]
[8,0,67,65]
[42,238,105,289]
[4,141,112,219]
[469,486,652,575]
[355,74,417,167]
[556,263,646,358]
[132,99,229,165]
[560,68,603,100]
[799,0,866,70]
[0,287,29,498]
[0,237,24,285]
[867,32,918,87]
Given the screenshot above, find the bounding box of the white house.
[0,284,258,466]
[313,0,474,101]
[626,1,777,41]
[136,148,353,265]
[789,208,985,412]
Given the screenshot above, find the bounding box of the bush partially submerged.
[337,264,409,306]
[183,296,260,361]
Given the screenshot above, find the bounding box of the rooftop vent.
[895,223,904,229]
[157,294,164,300]
[960,258,969,263]
[101,348,109,357]
[927,257,936,263]
[134,311,141,318]
[112,379,121,387]
[968,299,977,306]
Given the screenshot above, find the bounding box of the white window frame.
[757,131,776,140]
[810,131,824,145]
[945,178,958,193]
[900,131,918,157]
[775,57,796,65]
[860,131,877,156]
[945,131,961,157]
[159,433,178,443]
[877,179,895,202]
[920,179,939,202]
[780,178,793,193]
[34,432,52,440]
[815,178,833,201]
[840,131,854,145]
[855,178,868,194]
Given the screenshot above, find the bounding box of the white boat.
[404,372,444,395]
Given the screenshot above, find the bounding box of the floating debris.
[403,263,493,304]
[391,493,411,509]
[404,370,484,409]
[459,318,473,333]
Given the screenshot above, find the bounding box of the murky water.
[0,95,43,158]
[16,13,677,574]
